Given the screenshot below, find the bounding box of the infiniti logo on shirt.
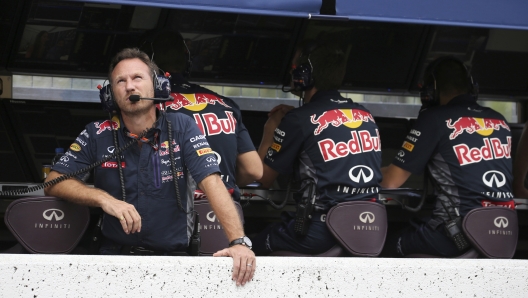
[349,165,374,183]
[482,170,506,188]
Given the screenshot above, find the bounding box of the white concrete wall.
[0,254,527,297]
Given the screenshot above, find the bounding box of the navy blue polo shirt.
[52,111,220,251]
[393,94,513,218]
[162,73,255,200]
[264,90,382,211]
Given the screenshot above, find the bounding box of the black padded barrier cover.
[462,207,518,259]
[4,196,90,254]
[194,200,244,255]
[326,201,388,257]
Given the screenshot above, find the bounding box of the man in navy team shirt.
[381,56,514,257]
[252,43,383,255]
[45,48,255,286]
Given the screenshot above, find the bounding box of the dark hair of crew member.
[108,48,159,82]
[141,30,189,73]
[423,58,471,98]
[296,43,347,91]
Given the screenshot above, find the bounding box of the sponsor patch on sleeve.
[271,142,281,152]
[197,147,213,156]
[70,143,82,152]
[402,141,414,152]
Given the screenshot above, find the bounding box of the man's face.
[111,58,155,116]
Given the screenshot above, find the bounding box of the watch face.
[243,236,253,247]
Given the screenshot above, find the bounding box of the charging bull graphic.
[94,119,119,135]
[446,117,510,140]
[166,93,231,111]
[311,109,375,135]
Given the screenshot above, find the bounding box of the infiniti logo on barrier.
[482,170,506,188]
[359,212,375,223]
[206,211,217,223]
[494,216,508,228]
[349,165,374,183]
[43,209,65,221]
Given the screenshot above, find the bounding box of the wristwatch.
[229,236,253,250]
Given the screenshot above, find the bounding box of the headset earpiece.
[153,72,171,102]
[291,42,318,92]
[98,81,118,113]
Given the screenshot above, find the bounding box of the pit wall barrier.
[1,255,527,297]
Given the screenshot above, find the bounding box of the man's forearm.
[44,171,108,208]
[200,174,245,241]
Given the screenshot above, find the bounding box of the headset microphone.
[129,95,173,102]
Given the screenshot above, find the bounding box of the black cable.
[0,128,150,197]
[111,113,127,202]
[167,119,192,214]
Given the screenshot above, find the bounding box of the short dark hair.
[296,43,347,91]
[140,30,188,73]
[108,48,158,82]
[423,57,471,96]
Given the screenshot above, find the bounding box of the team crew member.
[253,43,382,255]
[44,48,255,286]
[381,56,514,257]
[142,30,262,200]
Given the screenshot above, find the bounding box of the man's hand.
[213,245,256,286]
[44,170,142,235]
[100,198,142,234]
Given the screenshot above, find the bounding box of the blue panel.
[72,0,321,17]
[336,0,528,30]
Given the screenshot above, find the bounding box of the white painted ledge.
[0,254,527,297]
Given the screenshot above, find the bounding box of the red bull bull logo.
[446,117,510,140]
[159,140,180,156]
[94,118,119,135]
[311,109,375,135]
[165,93,231,112]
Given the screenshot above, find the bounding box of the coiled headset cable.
[0,128,150,197]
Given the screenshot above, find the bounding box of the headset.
[98,71,171,113]
[419,56,479,108]
[291,42,319,92]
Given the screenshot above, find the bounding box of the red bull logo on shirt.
[318,129,381,162]
[446,117,510,140]
[159,140,180,157]
[165,93,231,112]
[311,109,375,135]
[453,136,511,166]
[94,116,120,135]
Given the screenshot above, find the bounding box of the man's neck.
[303,88,318,104]
[121,107,157,135]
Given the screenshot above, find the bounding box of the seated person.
[252,42,382,255]
[44,48,255,286]
[381,56,514,257]
[141,29,262,200]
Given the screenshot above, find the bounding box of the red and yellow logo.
[69,143,81,152]
[164,93,231,112]
[197,148,213,156]
[446,117,510,140]
[402,141,414,152]
[310,109,375,135]
[271,143,281,152]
